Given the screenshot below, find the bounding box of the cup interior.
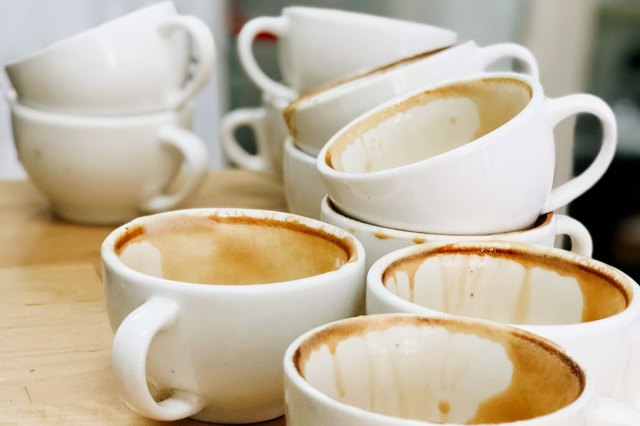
[382,244,630,325]
[113,211,356,285]
[326,77,532,173]
[293,315,584,424]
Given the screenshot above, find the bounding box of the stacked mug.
[5,2,215,225]
[222,6,456,196]
[314,70,616,266]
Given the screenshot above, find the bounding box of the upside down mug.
[238,6,456,100]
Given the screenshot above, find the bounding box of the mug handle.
[237,16,298,100]
[111,297,203,421]
[541,95,617,213]
[554,214,593,257]
[221,107,271,173]
[139,125,208,212]
[158,15,216,109]
[476,43,539,78]
[590,396,640,425]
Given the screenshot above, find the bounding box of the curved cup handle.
[477,43,540,78]
[221,107,271,173]
[159,15,216,109]
[554,214,593,257]
[111,297,203,421]
[139,125,208,212]
[589,396,640,425]
[542,94,617,213]
[238,16,297,100]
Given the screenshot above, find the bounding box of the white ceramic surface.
[238,6,456,100]
[5,2,215,115]
[285,314,640,425]
[367,241,640,408]
[283,138,326,220]
[102,208,365,423]
[318,72,617,235]
[221,94,289,177]
[321,196,592,270]
[287,41,539,156]
[12,102,207,224]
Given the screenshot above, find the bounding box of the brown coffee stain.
[413,237,427,245]
[326,77,532,171]
[373,232,391,240]
[513,269,533,324]
[115,225,145,253]
[383,245,629,324]
[115,213,355,285]
[294,316,584,424]
[331,352,346,398]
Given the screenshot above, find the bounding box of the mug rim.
[321,195,554,240]
[285,41,469,116]
[317,72,540,180]
[5,1,175,69]
[284,313,592,426]
[101,208,364,293]
[367,240,639,331]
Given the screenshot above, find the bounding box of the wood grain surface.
[0,171,287,425]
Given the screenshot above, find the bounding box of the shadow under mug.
[102,208,365,423]
[12,101,207,224]
[318,72,617,235]
[238,6,456,100]
[367,241,640,408]
[5,1,215,115]
[320,195,593,270]
[285,314,640,425]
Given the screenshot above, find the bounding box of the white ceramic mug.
[321,196,592,269]
[238,6,456,100]
[12,102,207,224]
[318,72,617,235]
[5,1,215,115]
[367,241,640,408]
[283,137,326,219]
[221,94,289,177]
[102,208,365,423]
[286,41,539,156]
[285,314,640,425]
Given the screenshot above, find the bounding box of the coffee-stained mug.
[286,41,538,156]
[321,196,592,269]
[221,94,289,177]
[367,241,640,407]
[283,138,326,219]
[12,102,207,224]
[318,72,617,235]
[238,6,456,100]
[5,1,215,115]
[102,208,365,423]
[285,314,640,425]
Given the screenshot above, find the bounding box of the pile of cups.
[33,4,630,426]
[5,2,215,224]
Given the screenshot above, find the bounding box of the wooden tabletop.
[0,170,287,425]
